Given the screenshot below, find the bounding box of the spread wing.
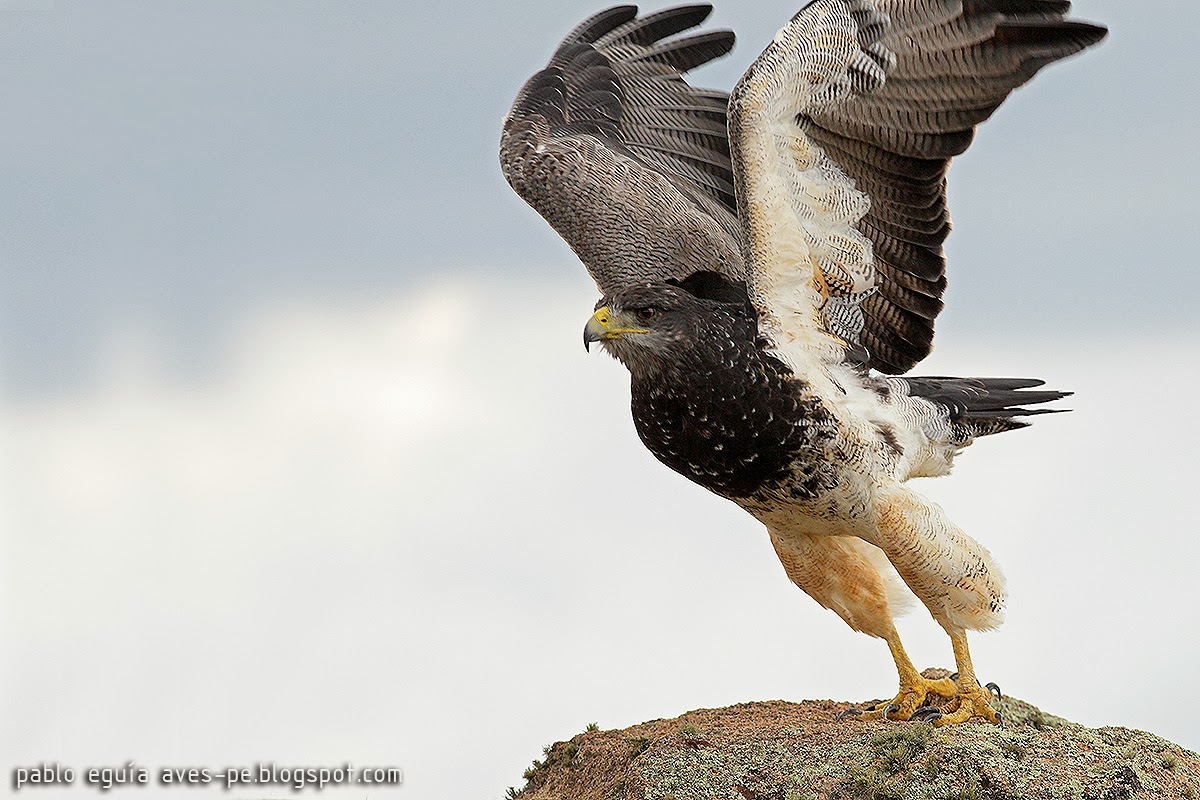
[728,0,1106,373]
[500,5,746,296]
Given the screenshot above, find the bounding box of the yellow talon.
[837,628,1003,725]
[929,632,1003,726]
[857,672,958,721]
[839,628,957,722]
[930,682,1002,726]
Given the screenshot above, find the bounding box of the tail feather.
[901,375,1071,438]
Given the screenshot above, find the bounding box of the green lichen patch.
[509,691,1200,800]
[871,723,935,774]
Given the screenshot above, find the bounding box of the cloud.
[5,0,1197,394]
[3,277,1198,798]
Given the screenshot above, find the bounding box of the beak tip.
[584,305,612,353]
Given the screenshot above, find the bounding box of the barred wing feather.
[728,0,1106,373]
[500,5,747,296]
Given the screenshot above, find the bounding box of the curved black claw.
[996,711,1004,727]
[835,707,864,722]
[909,706,942,723]
[947,673,1002,701]
[881,703,901,721]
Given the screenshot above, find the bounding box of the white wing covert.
[729,0,891,369]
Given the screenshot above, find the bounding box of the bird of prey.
[500,1,1105,725]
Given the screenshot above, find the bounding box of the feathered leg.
[767,528,956,720]
[864,484,1006,725]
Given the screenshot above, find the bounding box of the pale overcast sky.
[1,0,1196,393]
[2,2,1198,798]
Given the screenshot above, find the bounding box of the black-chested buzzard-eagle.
[500,1,1105,725]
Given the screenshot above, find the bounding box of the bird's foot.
[921,680,1003,727]
[948,673,1003,702]
[836,673,958,722]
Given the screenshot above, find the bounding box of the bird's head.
[583,274,753,378]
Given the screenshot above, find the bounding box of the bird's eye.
[636,308,656,322]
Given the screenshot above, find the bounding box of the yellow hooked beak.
[583,306,650,351]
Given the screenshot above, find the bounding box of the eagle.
[500,1,1105,725]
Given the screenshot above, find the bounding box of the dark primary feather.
[595,4,708,47]
[558,5,637,46]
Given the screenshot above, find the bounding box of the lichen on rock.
[506,671,1200,800]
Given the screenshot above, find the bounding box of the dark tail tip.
[903,375,1072,434]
